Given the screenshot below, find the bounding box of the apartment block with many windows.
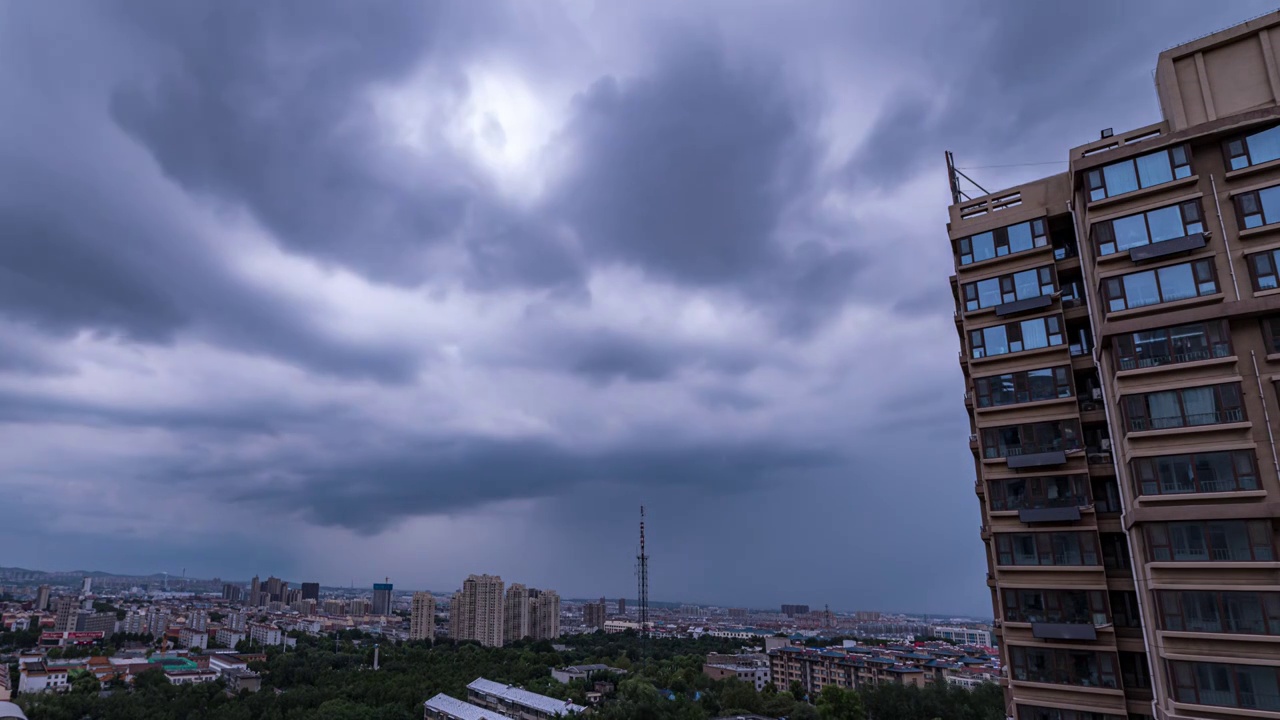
[948,12,1280,720]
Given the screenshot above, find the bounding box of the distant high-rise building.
[76,611,117,635]
[221,584,243,602]
[265,576,286,603]
[34,585,50,612]
[372,581,393,616]
[583,602,606,629]
[249,576,262,607]
[728,608,748,619]
[189,610,208,632]
[504,583,530,642]
[53,597,79,633]
[322,599,345,615]
[80,577,92,597]
[348,598,371,616]
[617,598,626,615]
[301,582,320,601]
[286,588,301,605]
[780,604,809,618]
[450,574,504,647]
[410,592,436,641]
[530,590,560,641]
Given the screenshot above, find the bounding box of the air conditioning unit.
[1091,389,1103,400]
[1100,439,1112,450]
[969,433,979,443]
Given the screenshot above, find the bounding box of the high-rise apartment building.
[504,583,530,642]
[583,601,606,630]
[617,597,626,615]
[249,576,261,607]
[34,585,50,612]
[450,574,504,647]
[52,596,78,633]
[301,582,320,601]
[372,581,394,616]
[221,583,243,602]
[948,13,1280,720]
[410,591,436,641]
[780,604,809,618]
[530,589,560,641]
[265,576,286,603]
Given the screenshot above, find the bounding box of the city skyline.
[2,1,1275,619]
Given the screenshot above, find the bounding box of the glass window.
[1157,590,1280,636]
[1009,646,1117,688]
[982,419,1082,459]
[1234,184,1280,229]
[1102,260,1218,312]
[1113,320,1231,370]
[1133,450,1259,496]
[1004,588,1107,625]
[1018,706,1124,720]
[1087,144,1192,201]
[962,266,1056,311]
[957,219,1048,266]
[1092,200,1203,256]
[1123,383,1244,432]
[974,366,1072,408]
[970,315,1064,359]
[988,475,1090,511]
[1167,660,1280,711]
[995,532,1100,567]
[1226,125,1280,170]
[1264,316,1280,354]
[1145,520,1275,562]
[1247,248,1280,291]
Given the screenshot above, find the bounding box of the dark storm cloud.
[108,0,586,293]
[548,328,763,384]
[221,434,841,534]
[554,31,863,331]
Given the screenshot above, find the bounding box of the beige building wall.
[410,591,435,641]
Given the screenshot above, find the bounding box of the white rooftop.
[0,702,27,720]
[425,693,507,720]
[468,678,587,716]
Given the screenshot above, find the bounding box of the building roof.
[426,693,508,720]
[468,678,587,716]
[0,702,28,720]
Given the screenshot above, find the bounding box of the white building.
[425,693,507,720]
[467,678,586,720]
[216,628,246,648]
[17,663,68,694]
[248,623,282,647]
[932,626,992,646]
[179,626,208,650]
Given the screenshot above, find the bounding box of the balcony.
[1018,506,1082,523]
[1031,622,1099,641]
[1128,232,1206,262]
[1127,408,1245,432]
[1117,343,1232,371]
[995,294,1054,318]
[1005,449,1071,469]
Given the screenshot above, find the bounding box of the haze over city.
[0,0,1273,619]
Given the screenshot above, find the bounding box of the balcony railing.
[1128,408,1245,432]
[1117,343,1231,371]
[986,440,1082,459]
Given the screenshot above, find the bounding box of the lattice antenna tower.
[636,505,649,645]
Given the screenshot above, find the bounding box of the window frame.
[956,218,1049,266]
[988,475,1091,512]
[994,531,1100,567]
[1101,259,1219,313]
[962,266,1057,312]
[1224,124,1280,171]
[1008,646,1118,688]
[1246,248,1280,292]
[1156,590,1280,636]
[1132,450,1260,496]
[981,419,1082,459]
[1112,320,1232,370]
[1263,316,1280,354]
[1232,183,1280,229]
[974,365,1073,408]
[1121,382,1245,432]
[969,315,1066,359]
[1168,660,1280,711]
[1002,588,1108,625]
[1086,144,1192,201]
[1144,520,1276,562]
[1091,200,1204,257]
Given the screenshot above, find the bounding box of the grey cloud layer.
[1,0,1271,612]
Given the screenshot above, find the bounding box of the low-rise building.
[550,664,627,684]
[703,653,770,691]
[179,626,208,650]
[18,662,68,694]
[247,623,282,647]
[164,669,220,685]
[930,626,991,647]
[467,678,587,720]
[425,693,508,720]
[216,628,246,648]
[224,669,261,694]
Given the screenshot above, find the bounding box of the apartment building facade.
[410,591,436,641]
[451,574,505,648]
[948,12,1280,720]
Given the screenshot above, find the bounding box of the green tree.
[816,685,865,720]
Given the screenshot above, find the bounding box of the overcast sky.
[0,1,1272,616]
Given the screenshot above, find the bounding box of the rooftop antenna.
[636,505,649,648]
[945,150,990,205]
